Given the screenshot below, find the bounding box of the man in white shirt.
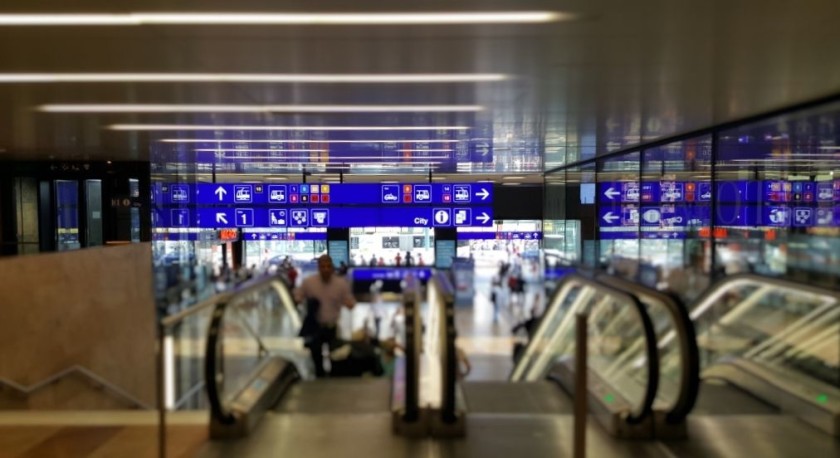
[295,255,356,376]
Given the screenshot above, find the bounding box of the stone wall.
[0,243,156,408]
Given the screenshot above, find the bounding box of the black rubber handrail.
[401,275,421,422]
[597,274,700,424]
[622,283,660,424]
[204,301,235,425]
[431,272,458,424]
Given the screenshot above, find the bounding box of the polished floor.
[0,412,206,458]
[193,378,840,458]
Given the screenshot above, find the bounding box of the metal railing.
[0,365,153,409]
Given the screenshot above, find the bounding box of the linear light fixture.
[160,138,463,144]
[192,148,452,154]
[0,73,507,84]
[218,155,451,161]
[195,148,328,153]
[0,12,565,26]
[109,124,470,131]
[39,103,484,113]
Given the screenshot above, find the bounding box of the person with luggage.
[295,255,356,377]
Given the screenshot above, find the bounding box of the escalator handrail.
[513,273,660,424]
[430,272,458,423]
[204,274,296,425]
[431,271,456,300]
[597,274,700,424]
[690,273,840,323]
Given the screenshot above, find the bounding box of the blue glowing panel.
[156,206,493,228]
[457,232,542,240]
[156,183,493,206]
[351,268,433,281]
[599,182,640,203]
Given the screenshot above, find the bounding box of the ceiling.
[1,0,840,178]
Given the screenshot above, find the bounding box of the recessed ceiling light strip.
[0,73,507,84]
[38,103,484,113]
[109,124,469,131]
[218,156,450,161]
[0,12,564,26]
[160,139,464,144]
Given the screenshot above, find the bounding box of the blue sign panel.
[815,207,840,226]
[816,182,834,202]
[717,181,760,203]
[241,231,327,241]
[268,209,288,226]
[697,182,713,201]
[170,184,190,203]
[599,182,640,203]
[660,181,684,202]
[352,268,433,281]
[413,185,432,203]
[599,205,640,227]
[267,185,287,203]
[156,182,493,206]
[457,231,542,240]
[157,206,493,228]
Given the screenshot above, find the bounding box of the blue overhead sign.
[155,182,493,206]
[154,206,493,229]
[241,231,327,241]
[457,231,542,240]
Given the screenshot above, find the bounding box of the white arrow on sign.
[216,213,228,224]
[476,188,490,200]
[602,212,619,224]
[477,212,491,224]
[251,234,258,240]
[604,187,620,200]
[214,186,227,201]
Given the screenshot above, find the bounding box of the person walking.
[295,255,356,377]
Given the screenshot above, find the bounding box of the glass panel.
[349,227,434,267]
[164,307,213,411]
[575,162,598,268]
[212,280,304,408]
[242,233,327,280]
[12,178,39,255]
[641,136,713,302]
[55,180,80,251]
[598,152,641,278]
[129,179,141,242]
[692,277,840,387]
[512,278,653,417]
[715,101,840,287]
[85,180,103,247]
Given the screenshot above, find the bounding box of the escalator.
[685,274,840,436]
[508,273,663,438]
[201,274,409,440]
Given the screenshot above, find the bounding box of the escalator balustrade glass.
[511,274,659,423]
[691,274,839,387]
[597,275,699,424]
[205,276,303,423]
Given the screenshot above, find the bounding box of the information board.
[156,182,493,206]
[155,206,494,229]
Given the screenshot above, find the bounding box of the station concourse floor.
[190,285,840,458]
